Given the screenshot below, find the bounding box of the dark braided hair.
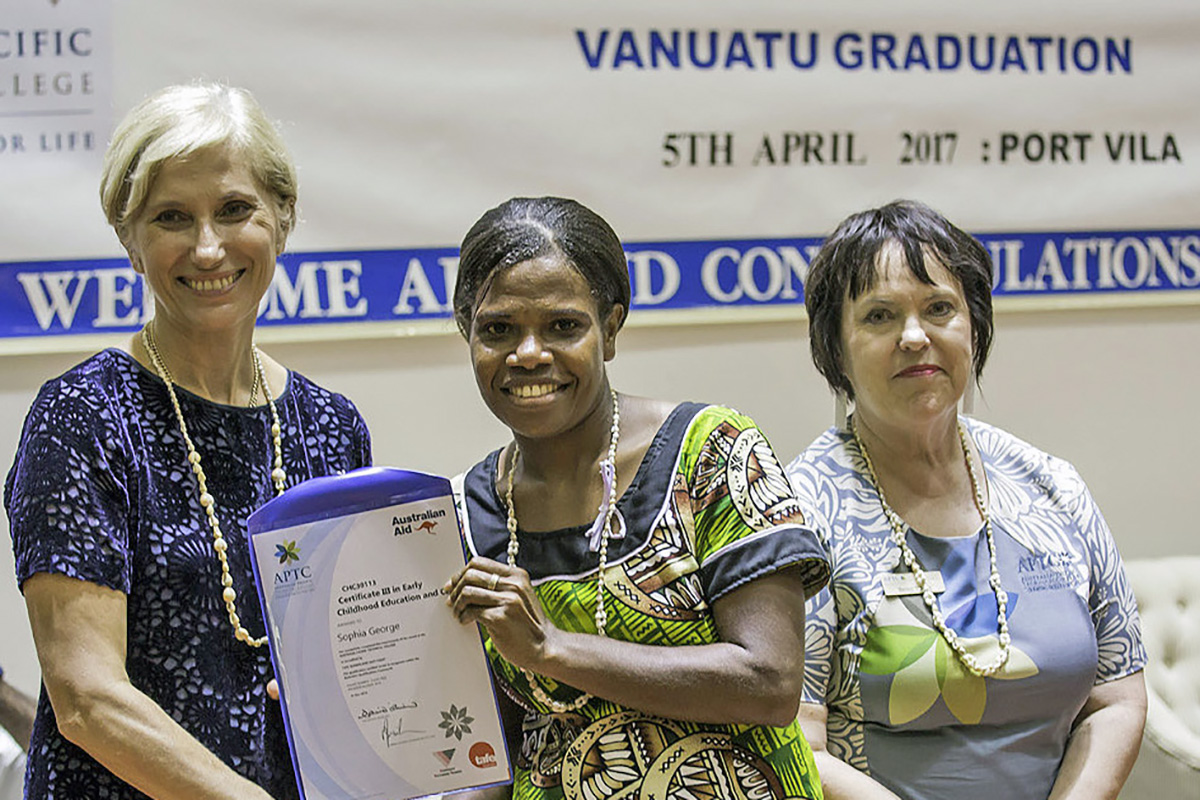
[454,197,631,337]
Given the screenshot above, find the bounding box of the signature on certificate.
[358,700,418,722]
[380,713,426,748]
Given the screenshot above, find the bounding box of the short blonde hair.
[100,83,298,250]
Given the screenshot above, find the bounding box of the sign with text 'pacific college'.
[0,0,110,167]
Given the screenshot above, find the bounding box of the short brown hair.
[805,199,994,399]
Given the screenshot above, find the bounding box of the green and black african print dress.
[459,403,829,800]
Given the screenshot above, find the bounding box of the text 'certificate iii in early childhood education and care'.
[247,468,511,800]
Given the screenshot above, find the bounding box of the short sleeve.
[5,377,134,594]
[1062,464,1147,683]
[681,407,829,604]
[291,376,373,475]
[788,468,837,706]
[801,585,837,705]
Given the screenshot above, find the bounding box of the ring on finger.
[488,573,499,591]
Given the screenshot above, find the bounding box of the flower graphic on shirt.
[275,540,300,564]
[861,622,1039,726]
[439,704,474,740]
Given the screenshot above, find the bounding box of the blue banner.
[2,228,1198,343]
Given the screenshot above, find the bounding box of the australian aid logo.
[393,506,447,537]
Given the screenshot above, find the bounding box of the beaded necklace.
[503,388,620,712]
[851,417,1012,677]
[142,324,287,648]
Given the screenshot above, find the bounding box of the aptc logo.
[438,704,474,741]
[273,539,312,586]
[275,540,300,564]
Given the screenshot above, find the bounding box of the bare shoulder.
[119,332,150,370]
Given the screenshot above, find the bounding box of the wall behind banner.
[1,0,1197,711]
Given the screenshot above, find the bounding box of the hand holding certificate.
[247,468,511,800]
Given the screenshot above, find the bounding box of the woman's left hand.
[444,556,556,670]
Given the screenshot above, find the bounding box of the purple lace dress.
[5,349,372,799]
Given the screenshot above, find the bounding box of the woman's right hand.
[444,556,558,671]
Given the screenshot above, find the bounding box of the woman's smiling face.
[124,145,282,337]
[468,252,621,441]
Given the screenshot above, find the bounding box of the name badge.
[881,571,946,597]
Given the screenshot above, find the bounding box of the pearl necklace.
[851,418,1012,677]
[142,324,287,648]
[504,388,620,713]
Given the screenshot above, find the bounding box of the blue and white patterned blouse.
[5,349,371,800]
[787,416,1145,800]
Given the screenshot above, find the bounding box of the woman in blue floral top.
[786,200,1146,800]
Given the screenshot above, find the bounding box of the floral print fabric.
[787,417,1146,800]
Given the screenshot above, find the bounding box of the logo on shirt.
[1016,551,1080,593]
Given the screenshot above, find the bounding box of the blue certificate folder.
[247,468,511,800]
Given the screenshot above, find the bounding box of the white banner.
[0,1,1196,351]
[1,0,112,252]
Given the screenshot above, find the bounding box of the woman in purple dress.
[5,84,370,799]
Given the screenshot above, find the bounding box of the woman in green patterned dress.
[444,197,829,800]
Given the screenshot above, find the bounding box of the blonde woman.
[5,84,371,799]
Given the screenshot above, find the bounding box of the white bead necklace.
[504,388,620,713]
[142,324,287,648]
[851,417,1012,677]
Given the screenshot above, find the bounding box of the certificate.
[247,468,511,800]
